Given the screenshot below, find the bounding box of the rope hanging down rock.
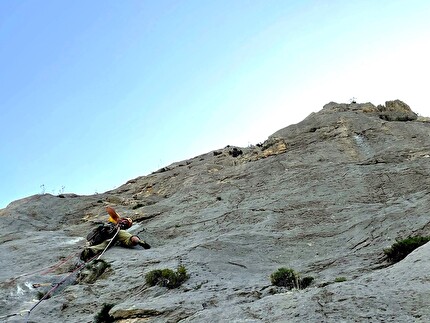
[23,252,99,322]
[23,229,120,322]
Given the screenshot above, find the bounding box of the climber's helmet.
[118,217,133,230]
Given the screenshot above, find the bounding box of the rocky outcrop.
[317,99,418,121]
[1,100,429,322]
[378,100,418,121]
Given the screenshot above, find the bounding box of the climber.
[80,207,151,261]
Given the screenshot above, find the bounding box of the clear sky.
[1,0,429,208]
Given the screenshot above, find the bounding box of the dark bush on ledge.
[270,267,314,290]
[300,276,315,288]
[384,236,430,263]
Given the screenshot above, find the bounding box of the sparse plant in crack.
[384,235,430,263]
[270,267,313,290]
[94,303,115,323]
[132,203,144,209]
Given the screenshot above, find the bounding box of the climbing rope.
[0,310,29,320]
[0,252,96,322]
[41,251,80,274]
[24,252,100,322]
[8,251,80,282]
[24,228,120,322]
[4,226,122,321]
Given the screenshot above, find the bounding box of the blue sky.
[1,0,429,208]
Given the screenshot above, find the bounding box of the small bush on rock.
[270,267,313,290]
[145,265,189,289]
[384,236,430,263]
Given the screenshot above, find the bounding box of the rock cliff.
[1,100,429,322]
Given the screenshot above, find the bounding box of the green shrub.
[271,268,298,289]
[94,303,115,323]
[145,265,189,289]
[270,267,313,290]
[384,236,430,263]
[145,269,163,286]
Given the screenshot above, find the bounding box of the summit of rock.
[1,100,429,322]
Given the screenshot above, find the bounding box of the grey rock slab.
[1,101,429,322]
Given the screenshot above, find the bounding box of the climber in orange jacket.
[80,207,150,261]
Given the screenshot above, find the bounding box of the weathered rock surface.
[1,100,429,322]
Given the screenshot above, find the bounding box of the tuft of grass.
[94,303,115,323]
[270,267,313,290]
[145,265,189,289]
[384,236,430,263]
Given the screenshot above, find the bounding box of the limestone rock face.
[1,101,429,322]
